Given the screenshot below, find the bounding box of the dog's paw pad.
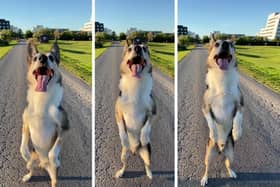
[228,169,237,178]
[115,169,124,178]
[22,174,32,182]
[200,176,208,186]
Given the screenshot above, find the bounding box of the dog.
[114,38,156,179]
[200,34,244,186]
[20,41,69,187]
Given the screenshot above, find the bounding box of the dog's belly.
[29,117,56,158]
[122,104,147,150]
[211,95,235,125]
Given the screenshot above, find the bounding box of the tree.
[202,35,209,43]
[111,31,116,40]
[60,31,73,40]
[0,29,12,41]
[25,30,33,38]
[119,32,126,40]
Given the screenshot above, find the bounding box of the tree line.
[95,31,174,48]
[0,28,91,46]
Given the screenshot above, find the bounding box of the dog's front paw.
[228,169,237,178]
[115,168,125,178]
[200,175,208,186]
[22,173,32,182]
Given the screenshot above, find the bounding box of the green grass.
[95,42,111,59]
[0,40,17,59]
[37,40,92,85]
[178,44,195,62]
[236,45,280,93]
[149,42,174,77]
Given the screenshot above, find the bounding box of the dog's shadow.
[182,172,280,187]
[121,170,174,180]
[26,175,91,183]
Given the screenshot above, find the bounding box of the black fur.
[122,116,127,133]
[58,106,69,130]
[209,107,216,121]
[147,143,151,156]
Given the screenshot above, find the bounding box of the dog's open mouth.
[214,52,232,70]
[127,56,146,78]
[33,66,54,92]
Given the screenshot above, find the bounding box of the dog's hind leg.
[115,146,128,178]
[224,136,237,178]
[139,117,152,179]
[46,137,61,187]
[22,151,38,182]
[139,144,152,179]
[45,163,58,187]
[201,138,216,186]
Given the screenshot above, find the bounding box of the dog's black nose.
[38,54,48,64]
[134,46,142,55]
[222,41,229,50]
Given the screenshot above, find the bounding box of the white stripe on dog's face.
[208,39,236,71]
[121,43,151,78]
[27,43,61,92]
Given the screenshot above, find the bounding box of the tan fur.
[201,36,243,186]
[20,42,68,187]
[115,40,155,179]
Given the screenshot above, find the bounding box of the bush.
[95,41,103,48]
[0,39,9,46]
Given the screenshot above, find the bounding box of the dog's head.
[120,38,151,78]
[207,34,236,71]
[27,41,61,92]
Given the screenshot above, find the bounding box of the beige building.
[81,18,92,32]
[257,12,280,40]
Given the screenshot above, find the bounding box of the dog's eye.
[48,55,54,62]
[33,56,37,61]
[215,42,220,47]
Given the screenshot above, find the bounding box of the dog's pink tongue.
[35,75,49,92]
[217,58,228,70]
[131,64,142,78]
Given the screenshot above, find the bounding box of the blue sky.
[95,0,174,34]
[1,0,91,31]
[179,0,280,37]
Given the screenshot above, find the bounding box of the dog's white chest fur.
[25,85,63,152]
[206,69,239,136]
[118,75,152,147]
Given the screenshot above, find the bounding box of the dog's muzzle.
[127,56,146,78]
[214,51,232,70]
[33,66,54,92]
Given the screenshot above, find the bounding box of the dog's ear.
[27,42,38,65]
[51,42,60,65]
[209,33,216,50]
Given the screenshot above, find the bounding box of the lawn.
[236,45,280,93]
[37,40,92,85]
[0,40,17,59]
[95,42,111,59]
[178,44,195,62]
[149,42,174,77]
